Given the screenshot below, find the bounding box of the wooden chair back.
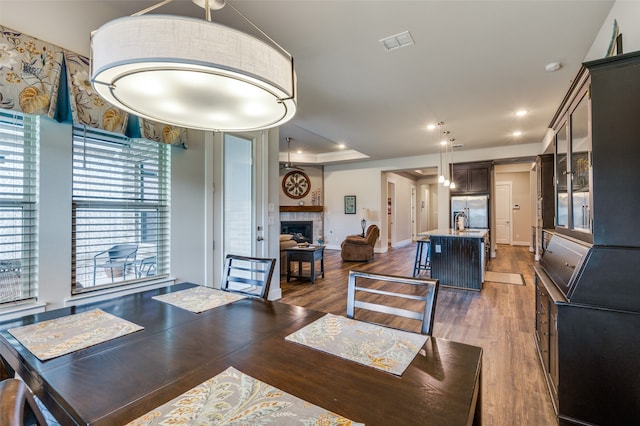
[346,270,439,335]
[221,255,276,300]
[0,378,48,426]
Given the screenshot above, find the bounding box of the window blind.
[72,126,170,292]
[0,111,38,304]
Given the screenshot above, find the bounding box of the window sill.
[0,301,47,322]
[65,276,177,307]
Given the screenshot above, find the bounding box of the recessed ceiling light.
[338,143,346,149]
[513,131,522,137]
[515,110,527,117]
[427,124,437,130]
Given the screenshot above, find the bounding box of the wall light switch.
[268,203,274,212]
[435,244,442,253]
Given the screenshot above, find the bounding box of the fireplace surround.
[281,221,313,243]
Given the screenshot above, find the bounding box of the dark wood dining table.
[0,282,482,425]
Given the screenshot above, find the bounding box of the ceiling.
[10,0,614,164]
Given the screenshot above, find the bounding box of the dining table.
[0,282,482,425]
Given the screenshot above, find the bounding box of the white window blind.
[0,111,38,304]
[72,126,170,292]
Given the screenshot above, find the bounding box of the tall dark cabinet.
[534,52,640,425]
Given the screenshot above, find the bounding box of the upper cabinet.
[551,51,640,246]
[450,161,493,195]
[553,66,592,241]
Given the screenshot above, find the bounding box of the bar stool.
[413,238,431,277]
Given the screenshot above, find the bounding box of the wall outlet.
[435,244,442,253]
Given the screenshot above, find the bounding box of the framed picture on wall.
[344,195,356,214]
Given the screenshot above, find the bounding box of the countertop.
[419,228,489,239]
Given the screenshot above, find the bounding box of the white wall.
[170,131,209,287]
[323,167,382,250]
[586,1,640,61]
[38,118,72,306]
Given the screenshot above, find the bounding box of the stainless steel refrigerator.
[451,195,489,229]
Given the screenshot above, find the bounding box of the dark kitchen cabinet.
[450,161,492,194]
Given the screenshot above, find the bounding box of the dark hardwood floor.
[279,243,557,425]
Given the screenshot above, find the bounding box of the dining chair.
[221,255,276,300]
[346,270,439,335]
[0,378,48,426]
[136,255,157,278]
[92,244,138,286]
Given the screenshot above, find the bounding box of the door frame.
[211,130,270,288]
[387,178,396,248]
[495,181,512,245]
[411,185,417,241]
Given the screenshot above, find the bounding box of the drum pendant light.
[90,0,296,131]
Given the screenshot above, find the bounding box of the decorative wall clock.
[282,170,311,199]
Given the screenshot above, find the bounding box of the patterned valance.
[64,52,128,134]
[0,26,187,147]
[0,26,63,117]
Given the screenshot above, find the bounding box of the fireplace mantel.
[279,206,323,213]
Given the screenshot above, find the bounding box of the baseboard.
[391,239,413,248]
[512,240,530,246]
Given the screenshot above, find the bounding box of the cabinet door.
[469,167,490,193]
[570,94,591,233]
[535,277,550,371]
[548,302,559,403]
[556,123,569,228]
[451,166,469,193]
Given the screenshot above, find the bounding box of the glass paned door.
[555,123,568,228]
[570,94,591,232]
[223,134,255,257]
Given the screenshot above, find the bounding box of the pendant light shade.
[91,13,297,131]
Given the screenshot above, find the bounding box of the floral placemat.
[8,308,143,361]
[285,313,427,376]
[152,286,246,313]
[126,366,363,426]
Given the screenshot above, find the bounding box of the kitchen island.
[420,228,489,290]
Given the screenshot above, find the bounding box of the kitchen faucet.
[454,211,467,231]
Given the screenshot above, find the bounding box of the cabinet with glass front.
[552,68,592,242]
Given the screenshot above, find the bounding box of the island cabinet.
[535,51,640,425]
[450,161,492,195]
[422,229,488,290]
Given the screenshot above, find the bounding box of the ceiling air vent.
[379,30,414,52]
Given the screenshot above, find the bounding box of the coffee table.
[286,245,325,284]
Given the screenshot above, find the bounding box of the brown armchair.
[341,225,380,261]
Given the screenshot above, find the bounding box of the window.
[72,126,170,292]
[0,111,38,304]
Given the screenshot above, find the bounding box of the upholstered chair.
[340,225,380,261]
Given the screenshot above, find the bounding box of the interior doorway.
[495,181,512,244]
[411,185,416,241]
[387,180,395,247]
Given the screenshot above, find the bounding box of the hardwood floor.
[280,243,557,425]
